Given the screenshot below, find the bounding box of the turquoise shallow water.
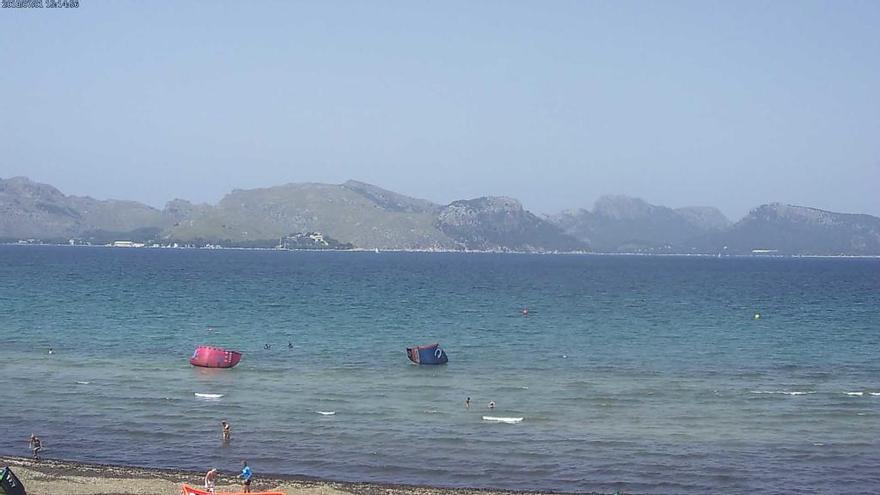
[0,246,878,494]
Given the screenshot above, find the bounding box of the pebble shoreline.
[0,456,593,495]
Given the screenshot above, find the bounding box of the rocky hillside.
[0,177,584,252]
[341,180,439,214]
[163,181,453,250]
[437,197,586,252]
[0,176,168,241]
[675,206,732,231]
[3,177,877,254]
[550,195,730,252]
[166,183,583,251]
[550,196,880,255]
[699,203,880,255]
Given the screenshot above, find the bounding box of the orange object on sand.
[181,484,284,495]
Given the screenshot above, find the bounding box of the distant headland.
[2,176,879,255]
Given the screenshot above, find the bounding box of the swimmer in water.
[488,401,496,409]
[465,397,471,409]
[288,341,293,349]
[48,348,54,355]
[521,308,529,316]
[264,344,271,350]
[221,421,231,442]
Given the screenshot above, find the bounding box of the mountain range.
[2,176,878,255]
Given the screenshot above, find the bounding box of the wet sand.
[0,456,580,495]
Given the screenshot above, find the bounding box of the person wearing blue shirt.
[236,460,253,493]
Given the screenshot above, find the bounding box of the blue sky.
[1,1,878,219]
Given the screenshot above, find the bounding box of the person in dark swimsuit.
[29,434,42,460]
[221,421,231,442]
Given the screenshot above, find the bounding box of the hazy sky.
[1,1,878,219]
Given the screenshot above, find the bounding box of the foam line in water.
[750,390,814,396]
[316,411,336,415]
[194,393,224,399]
[75,381,90,385]
[846,392,864,396]
[482,416,523,424]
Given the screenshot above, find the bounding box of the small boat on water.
[181,484,282,495]
[1,466,26,495]
[190,345,242,369]
[406,343,448,365]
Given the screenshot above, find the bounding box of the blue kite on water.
[406,343,448,365]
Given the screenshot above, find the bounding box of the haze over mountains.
[2,176,878,255]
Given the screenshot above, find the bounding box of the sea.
[0,245,878,494]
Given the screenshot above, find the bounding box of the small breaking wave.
[316,411,336,416]
[482,416,523,424]
[75,381,90,385]
[194,393,223,399]
[750,390,815,396]
[845,392,864,397]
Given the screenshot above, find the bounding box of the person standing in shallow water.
[221,421,231,442]
[237,460,253,493]
[28,434,42,460]
[465,397,470,409]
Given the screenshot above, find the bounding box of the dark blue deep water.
[1,246,878,493]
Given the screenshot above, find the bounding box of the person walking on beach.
[221,421,231,442]
[204,468,218,494]
[237,460,253,493]
[28,434,42,460]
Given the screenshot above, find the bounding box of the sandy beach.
[0,457,574,495]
